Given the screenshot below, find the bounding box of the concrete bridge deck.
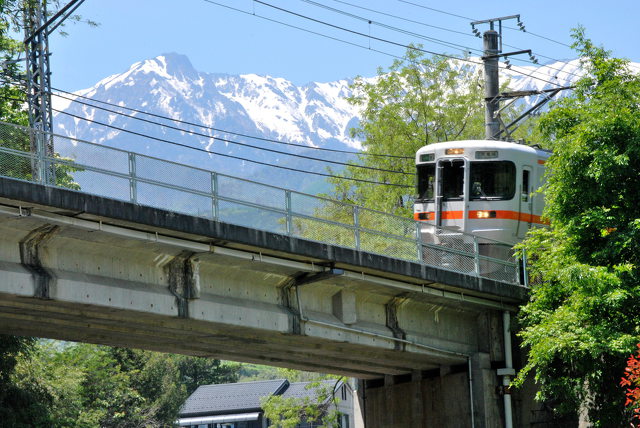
[0,176,525,370]
[0,176,535,427]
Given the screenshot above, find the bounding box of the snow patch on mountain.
[51,52,639,192]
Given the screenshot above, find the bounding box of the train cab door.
[435,158,467,231]
[517,166,533,239]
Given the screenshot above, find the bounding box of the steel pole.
[483,30,500,140]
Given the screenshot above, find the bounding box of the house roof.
[281,380,342,401]
[180,379,289,416]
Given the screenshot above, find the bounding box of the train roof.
[415,140,551,159]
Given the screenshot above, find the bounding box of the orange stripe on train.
[415,210,546,225]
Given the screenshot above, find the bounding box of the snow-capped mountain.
[54,53,369,192]
[50,53,602,192]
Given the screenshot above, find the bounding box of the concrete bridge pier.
[358,312,512,428]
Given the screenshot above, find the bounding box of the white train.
[413,140,550,274]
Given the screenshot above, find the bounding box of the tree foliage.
[0,335,52,427]
[261,376,344,428]
[3,339,241,428]
[329,47,486,216]
[515,28,640,426]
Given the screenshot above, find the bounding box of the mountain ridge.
[51,53,617,192]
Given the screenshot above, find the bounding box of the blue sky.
[48,0,640,91]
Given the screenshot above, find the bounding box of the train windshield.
[416,163,435,201]
[469,161,516,200]
[441,160,465,200]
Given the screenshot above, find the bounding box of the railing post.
[285,190,293,236]
[353,206,360,251]
[522,248,529,288]
[36,129,47,185]
[128,152,137,203]
[416,221,423,264]
[473,235,480,276]
[211,172,219,221]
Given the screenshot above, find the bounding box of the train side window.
[522,170,530,202]
[416,163,435,201]
[469,161,516,200]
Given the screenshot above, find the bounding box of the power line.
[51,108,414,188]
[396,0,587,78]
[398,0,572,48]
[327,0,476,39]
[249,0,564,88]
[201,0,568,88]
[50,91,414,175]
[299,0,482,55]
[51,86,412,159]
[300,0,584,82]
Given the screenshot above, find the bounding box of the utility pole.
[471,16,572,141]
[24,0,53,182]
[483,29,500,140]
[23,0,86,183]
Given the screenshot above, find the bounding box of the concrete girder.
[0,186,512,381]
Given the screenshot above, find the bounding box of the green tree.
[0,335,53,427]
[329,47,486,216]
[261,376,344,428]
[515,28,640,426]
[10,341,241,427]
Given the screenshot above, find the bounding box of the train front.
[413,140,549,274]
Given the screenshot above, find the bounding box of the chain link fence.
[0,121,526,285]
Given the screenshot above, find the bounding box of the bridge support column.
[470,352,502,428]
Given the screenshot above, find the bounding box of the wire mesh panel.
[420,243,476,273]
[136,155,212,194]
[0,149,35,182]
[0,122,33,151]
[290,192,355,223]
[358,207,417,240]
[290,215,356,248]
[137,182,213,219]
[476,241,520,284]
[217,175,285,210]
[60,166,131,201]
[217,200,287,234]
[53,135,129,175]
[359,230,418,262]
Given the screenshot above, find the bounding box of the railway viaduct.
[0,176,542,427]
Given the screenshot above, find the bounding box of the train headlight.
[445,148,464,155]
[476,210,497,219]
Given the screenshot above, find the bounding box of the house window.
[338,414,349,428]
[341,385,347,401]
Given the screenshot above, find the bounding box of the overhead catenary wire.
[327,0,476,39]
[396,0,588,79]
[247,0,565,88]
[300,0,484,55]
[398,0,570,48]
[49,91,414,175]
[202,0,564,88]
[51,107,414,188]
[50,86,413,159]
[301,0,585,82]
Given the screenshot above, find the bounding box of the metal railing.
[0,121,525,285]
